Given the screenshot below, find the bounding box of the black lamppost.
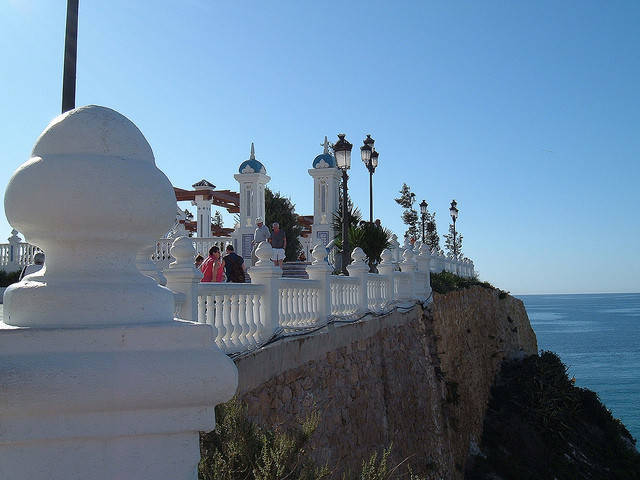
[360,135,379,224]
[449,199,459,257]
[420,200,428,243]
[333,134,353,275]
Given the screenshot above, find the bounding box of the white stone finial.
[311,243,326,265]
[402,247,416,264]
[255,240,273,266]
[351,247,367,263]
[250,142,255,160]
[3,105,177,328]
[380,249,393,265]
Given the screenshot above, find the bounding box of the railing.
[197,283,266,353]
[367,273,391,313]
[278,278,322,328]
[329,276,360,316]
[0,231,43,270]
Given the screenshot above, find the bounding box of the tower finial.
[322,136,329,154]
[250,142,255,160]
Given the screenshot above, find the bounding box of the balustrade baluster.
[237,295,248,349]
[222,294,232,350]
[229,295,240,351]
[245,294,257,347]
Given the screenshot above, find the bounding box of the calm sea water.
[517,293,640,442]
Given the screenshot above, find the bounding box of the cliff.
[233,286,537,477]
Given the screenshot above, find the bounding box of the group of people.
[195,244,246,283]
[195,217,287,283]
[252,217,286,267]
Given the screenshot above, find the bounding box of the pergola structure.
[173,186,240,213]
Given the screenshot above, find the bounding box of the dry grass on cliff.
[430,271,505,296]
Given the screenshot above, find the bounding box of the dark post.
[62,0,79,113]
[421,213,426,243]
[369,169,373,224]
[341,169,349,275]
[452,217,457,257]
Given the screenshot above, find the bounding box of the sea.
[517,293,640,443]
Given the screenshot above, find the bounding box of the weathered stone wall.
[234,287,537,478]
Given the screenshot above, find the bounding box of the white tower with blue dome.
[308,136,341,247]
[234,143,270,259]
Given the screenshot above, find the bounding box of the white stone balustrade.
[0,105,237,480]
[278,278,322,328]
[152,235,234,270]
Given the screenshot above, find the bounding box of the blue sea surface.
[517,293,640,442]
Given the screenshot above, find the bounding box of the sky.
[1,0,639,294]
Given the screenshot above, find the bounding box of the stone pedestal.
[0,105,237,479]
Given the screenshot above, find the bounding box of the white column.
[416,243,432,301]
[234,146,270,260]
[0,105,237,480]
[164,237,203,322]
[193,194,213,238]
[6,229,22,272]
[306,244,333,320]
[378,248,396,304]
[400,247,418,301]
[308,167,341,246]
[346,247,369,314]
[246,241,282,342]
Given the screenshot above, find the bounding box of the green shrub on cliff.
[430,271,496,295]
[467,351,640,479]
[200,398,430,480]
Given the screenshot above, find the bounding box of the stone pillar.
[416,243,432,301]
[389,234,401,267]
[234,143,270,260]
[0,105,237,480]
[400,247,418,301]
[194,196,213,238]
[346,247,369,314]
[136,243,167,286]
[378,249,396,304]
[6,229,22,272]
[308,168,341,247]
[306,244,333,320]
[164,237,203,322]
[247,241,282,343]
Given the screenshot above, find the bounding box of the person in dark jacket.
[223,244,246,283]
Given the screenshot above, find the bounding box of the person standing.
[252,217,270,266]
[200,246,224,283]
[269,222,286,268]
[223,244,246,283]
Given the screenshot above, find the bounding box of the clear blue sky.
[1,0,639,294]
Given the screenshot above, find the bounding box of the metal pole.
[369,168,373,224]
[62,0,79,113]
[342,169,350,275]
[452,216,457,258]
[422,214,425,243]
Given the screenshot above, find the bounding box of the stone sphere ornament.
[3,105,177,328]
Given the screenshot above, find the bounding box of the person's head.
[226,244,234,253]
[272,222,280,231]
[209,246,220,258]
[256,216,263,227]
[34,252,45,265]
[194,254,204,267]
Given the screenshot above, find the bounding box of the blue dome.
[312,153,336,168]
[238,159,266,174]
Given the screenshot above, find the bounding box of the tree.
[212,210,223,228]
[394,183,418,240]
[265,187,303,262]
[443,222,463,258]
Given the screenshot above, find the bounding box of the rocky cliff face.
[234,287,537,478]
